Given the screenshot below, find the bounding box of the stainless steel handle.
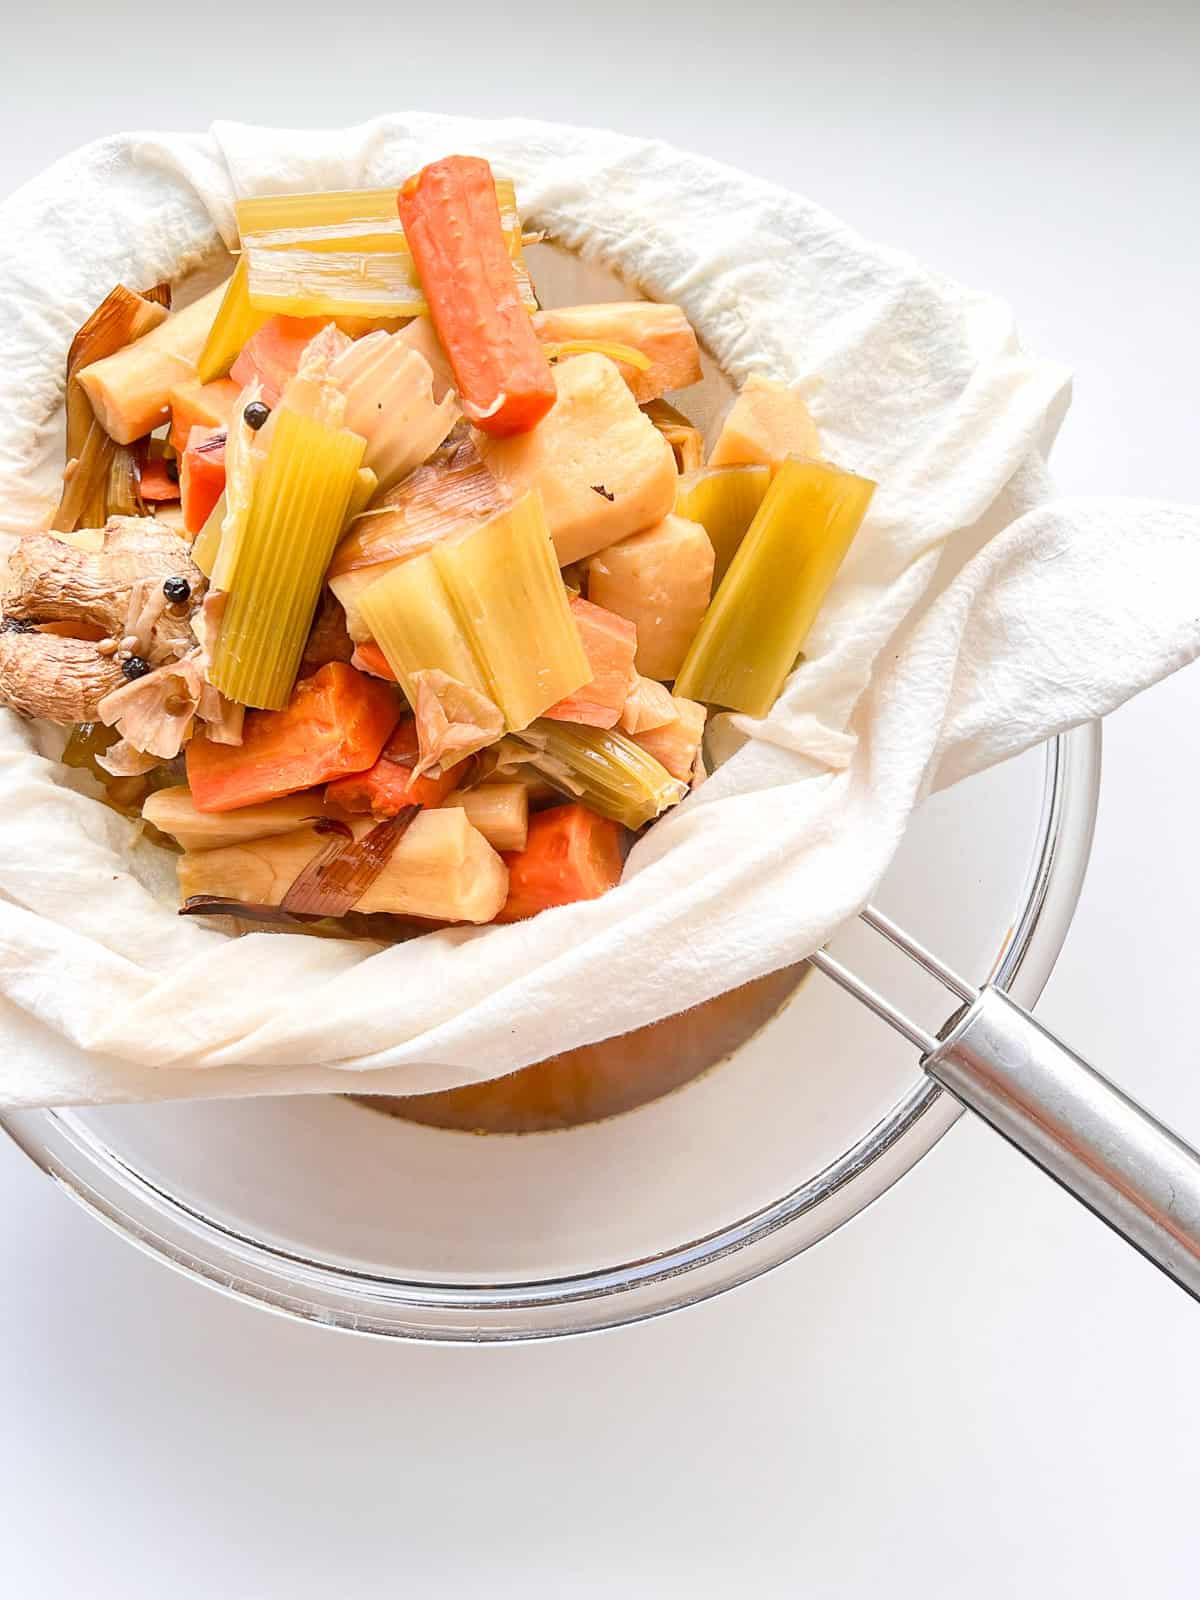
[924,986,1200,1299]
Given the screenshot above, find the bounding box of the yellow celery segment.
[236,181,535,320]
[208,407,366,709]
[358,493,590,732]
[196,256,271,383]
[674,464,771,586]
[674,457,876,718]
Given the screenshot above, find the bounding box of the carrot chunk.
[325,716,465,817]
[167,377,241,454]
[137,453,180,503]
[180,425,227,535]
[230,315,330,405]
[496,803,623,922]
[187,661,401,812]
[397,156,555,438]
[543,596,637,729]
[351,639,399,682]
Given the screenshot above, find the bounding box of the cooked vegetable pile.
[0,154,876,932]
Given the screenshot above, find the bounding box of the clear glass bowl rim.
[0,724,1101,1343]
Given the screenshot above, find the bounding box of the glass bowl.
[0,724,1099,1340]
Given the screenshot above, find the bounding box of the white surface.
[2,3,1198,1594]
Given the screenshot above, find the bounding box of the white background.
[2,3,1198,1593]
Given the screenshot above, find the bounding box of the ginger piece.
[3,518,202,658]
[0,516,206,727]
[0,630,125,723]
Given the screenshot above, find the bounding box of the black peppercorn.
[243,400,270,431]
[163,576,191,605]
[122,655,152,681]
[0,616,34,634]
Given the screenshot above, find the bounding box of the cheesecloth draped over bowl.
[0,113,1197,1106]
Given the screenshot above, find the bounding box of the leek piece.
[208,408,366,709]
[515,721,686,830]
[643,398,704,473]
[358,493,590,732]
[196,256,270,383]
[674,457,875,718]
[346,467,379,526]
[238,181,534,320]
[675,464,771,586]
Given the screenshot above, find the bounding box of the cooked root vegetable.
[708,373,820,467]
[359,493,590,731]
[187,662,401,812]
[328,332,459,490]
[513,721,686,830]
[178,806,507,923]
[0,630,126,723]
[196,257,271,383]
[675,457,875,716]
[496,803,623,922]
[479,354,678,566]
[543,596,637,729]
[167,377,241,454]
[180,427,227,536]
[229,314,330,406]
[143,785,326,852]
[674,464,771,587]
[237,180,534,322]
[628,694,706,781]
[619,673,677,734]
[325,716,465,816]
[533,302,702,405]
[397,156,554,438]
[207,406,366,709]
[137,450,180,504]
[587,514,715,681]
[350,639,397,681]
[443,781,529,853]
[643,398,704,473]
[76,284,227,444]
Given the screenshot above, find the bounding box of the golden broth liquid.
[353,964,806,1133]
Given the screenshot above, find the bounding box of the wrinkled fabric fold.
[0,115,1196,1107]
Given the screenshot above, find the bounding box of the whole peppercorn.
[162,576,192,605]
[243,400,270,431]
[121,655,152,682]
[0,616,35,634]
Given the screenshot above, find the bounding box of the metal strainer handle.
[811,907,1200,1301]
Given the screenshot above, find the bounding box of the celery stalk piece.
[674,457,875,718]
[518,721,686,829]
[191,490,225,579]
[196,257,270,383]
[237,181,534,320]
[675,464,771,587]
[357,555,491,702]
[433,494,590,730]
[208,407,366,710]
[358,494,590,732]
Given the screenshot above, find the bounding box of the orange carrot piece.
[187,661,402,813]
[496,803,623,922]
[543,596,637,729]
[167,377,241,454]
[180,425,226,535]
[325,717,465,817]
[230,315,330,406]
[138,453,180,503]
[397,157,555,438]
[351,639,399,682]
